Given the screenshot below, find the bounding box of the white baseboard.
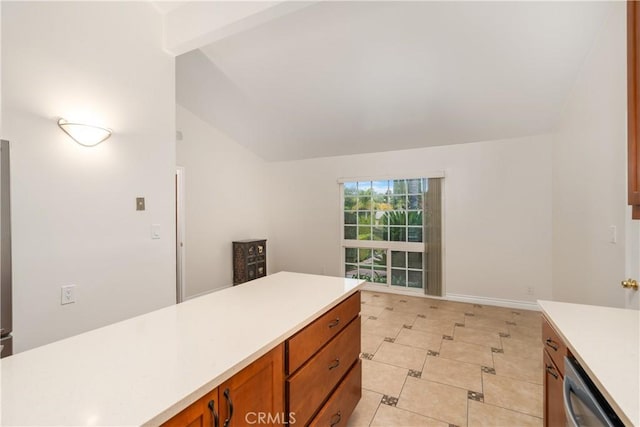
[360,284,539,311]
[446,293,540,311]
[361,283,433,298]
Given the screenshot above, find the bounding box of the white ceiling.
[150,1,186,15]
[176,1,611,161]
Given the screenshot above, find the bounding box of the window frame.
[339,172,444,291]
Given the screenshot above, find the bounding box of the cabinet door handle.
[328,318,340,328]
[208,400,219,427]
[328,359,340,370]
[546,364,558,379]
[330,411,342,426]
[545,338,559,351]
[223,388,233,427]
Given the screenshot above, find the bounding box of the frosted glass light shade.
[58,119,112,147]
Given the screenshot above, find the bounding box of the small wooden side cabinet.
[233,239,266,285]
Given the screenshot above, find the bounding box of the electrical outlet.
[61,285,76,305]
[525,286,535,296]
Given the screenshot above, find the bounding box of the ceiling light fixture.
[57,118,112,147]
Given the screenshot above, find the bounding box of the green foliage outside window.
[343,179,427,289]
[343,179,426,243]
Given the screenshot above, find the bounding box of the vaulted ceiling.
[175,1,612,161]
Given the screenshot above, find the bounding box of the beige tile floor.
[349,290,544,427]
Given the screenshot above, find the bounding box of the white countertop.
[538,300,640,427]
[1,272,363,426]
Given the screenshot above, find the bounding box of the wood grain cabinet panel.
[543,351,565,427]
[287,318,361,426]
[542,316,568,427]
[218,344,284,427]
[163,345,283,427]
[542,318,567,376]
[308,360,362,427]
[286,292,360,374]
[162,389,219,427]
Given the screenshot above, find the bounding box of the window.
[344,248,387,283]
[342,178,432,291]
[343,179,425,243]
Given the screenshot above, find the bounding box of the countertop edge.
[539,302,637,427]
[145,285,364,426]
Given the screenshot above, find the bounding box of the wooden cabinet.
[308,360,362,427]
[286,292,362,426]
[162,388,219,427]
[163,345,283,427]
[219,344,284,427]
[233,239,267,285]
[542,318,567,375]
[162,292,361,427]
[288,319,360,424]
[542,316,568,427]
[543,351,565,427]
[286,292,361,374]
[629,1,640,218]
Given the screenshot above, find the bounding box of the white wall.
[551,3,628,308]
[2,2,176,352]
[176,105,269,298]
[267,135,553,305]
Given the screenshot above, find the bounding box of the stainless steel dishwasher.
[563,356,624,427]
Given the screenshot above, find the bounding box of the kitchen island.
[1,272,363,426]
[538,300,639,427]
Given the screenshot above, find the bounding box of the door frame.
[176,166,186,303]
[625,209,640,309]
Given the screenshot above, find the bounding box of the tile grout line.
[386,402,464,426]
[366,396,383,427]
[480,401,545,420]
[359,291,544,425]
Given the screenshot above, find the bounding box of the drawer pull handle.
[330,411,342,426]
[328,318,340,328]
[545,338,559,351]
[328,359,340,370]
[223,388,233,427]
[208,400,219,427]
[546,364,558,379]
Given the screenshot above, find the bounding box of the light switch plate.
[151,224,161,239]
[136,197,145,211]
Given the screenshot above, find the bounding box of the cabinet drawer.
[542,317,567,375]
[309,360,361,427]
[287,291,360,374]
[543,350,565,427]
[288,318,361,426]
